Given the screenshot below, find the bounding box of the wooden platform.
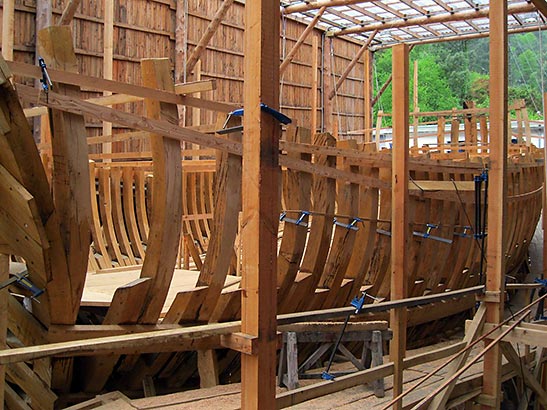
[81,268,241,316]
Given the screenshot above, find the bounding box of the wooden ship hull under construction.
[0,27,544,407]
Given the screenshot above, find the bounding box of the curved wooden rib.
[122,167,146,260]
[137,58,183,324]
[295,132,336,312]
[277,125,312,309]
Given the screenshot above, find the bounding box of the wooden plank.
[318,139,359,309]
[500,342,547,406]
[58,0,81,25]
[37,26,91,322]
[186,0,235,77]
[0,254,7,410]
[363,50,373,143]
[277,126,311,307]
[1,0,14,60]
[195,126,242,321]
[9,61,238,113]
[122,168,146,259]
[6,362,57,410]
[81,278,152,393]
[295,133,336,312]
[175,79,216,95]
[4,383,32,410]
[328,30,378,100]
[390,43,409,410]
[311,35,319,134]
[137,58,183,324]
[240,1,280,408]
[424,304,486,409]
[0,164,48,276]
[16,84,242,155]
[280,7,326,75]
[482,0,508,406]
[110,168,137,265]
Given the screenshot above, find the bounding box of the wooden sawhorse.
[278,321,392,397]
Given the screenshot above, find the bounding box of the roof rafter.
[334,2,535,35]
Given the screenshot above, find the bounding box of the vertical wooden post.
[363,50,373,143]
[482,0,508,407]
[390,43,409,410]
[0,254,8,410]
[240,1,280,408]
[323,35,334,133]
[175,0,188,128]
[543,93,547,283]
[2,0,14,60]
[103,0,114,160]
[412,60,419,147]
[311,34,319,134]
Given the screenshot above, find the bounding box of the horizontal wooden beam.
[335,2,535,36]
[0,286,484,364]
[8,61,236,113]
[482,322,547,348]
[174,79,216,95]
[283,0,371,14]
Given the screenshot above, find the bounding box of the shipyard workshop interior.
[3,0,547,408]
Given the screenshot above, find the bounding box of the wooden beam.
[390,43,409,410]
[102,0,114,160]
[240,0,280,408]
[328,30,377,100]
[138,58,183,323]
[0,254,8,410]
[363,50,373,142]
[323,35,334,132]
[2,0,14,60]
[283,0,371,14]
[423,304,487,409]
[186,0,235,77]
[280,7,326,75]
[311,34,319,133]
[0,286,484,365]
[530,0,547,19]
[37,26,92,322]
[500,342,547,407]
[58,0,81,25]
[8,61,238,113]
[175,79,216,95]
[335,2,535,36]
[482,0,508,406]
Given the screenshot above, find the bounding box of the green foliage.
[372,32,547,122]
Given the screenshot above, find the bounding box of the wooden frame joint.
[220,332,258,355]
[477,290,503,303]
[475,393,497,407]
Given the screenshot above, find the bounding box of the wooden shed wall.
[1,0,368,145]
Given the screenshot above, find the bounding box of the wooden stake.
[323,35,334,133]
[328,30,377,100]
[390,43,409,410]
[103,0,114,162]
[280,7,325,75]
[240,0,280,408]
[0,254,8,410]
[311,34,319,134]
[543,93,547,284]
[58,0,81,25]
[363,50,373,143]
[186,0,235,77]
[482,0,508,407]
[2,0,14,60]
